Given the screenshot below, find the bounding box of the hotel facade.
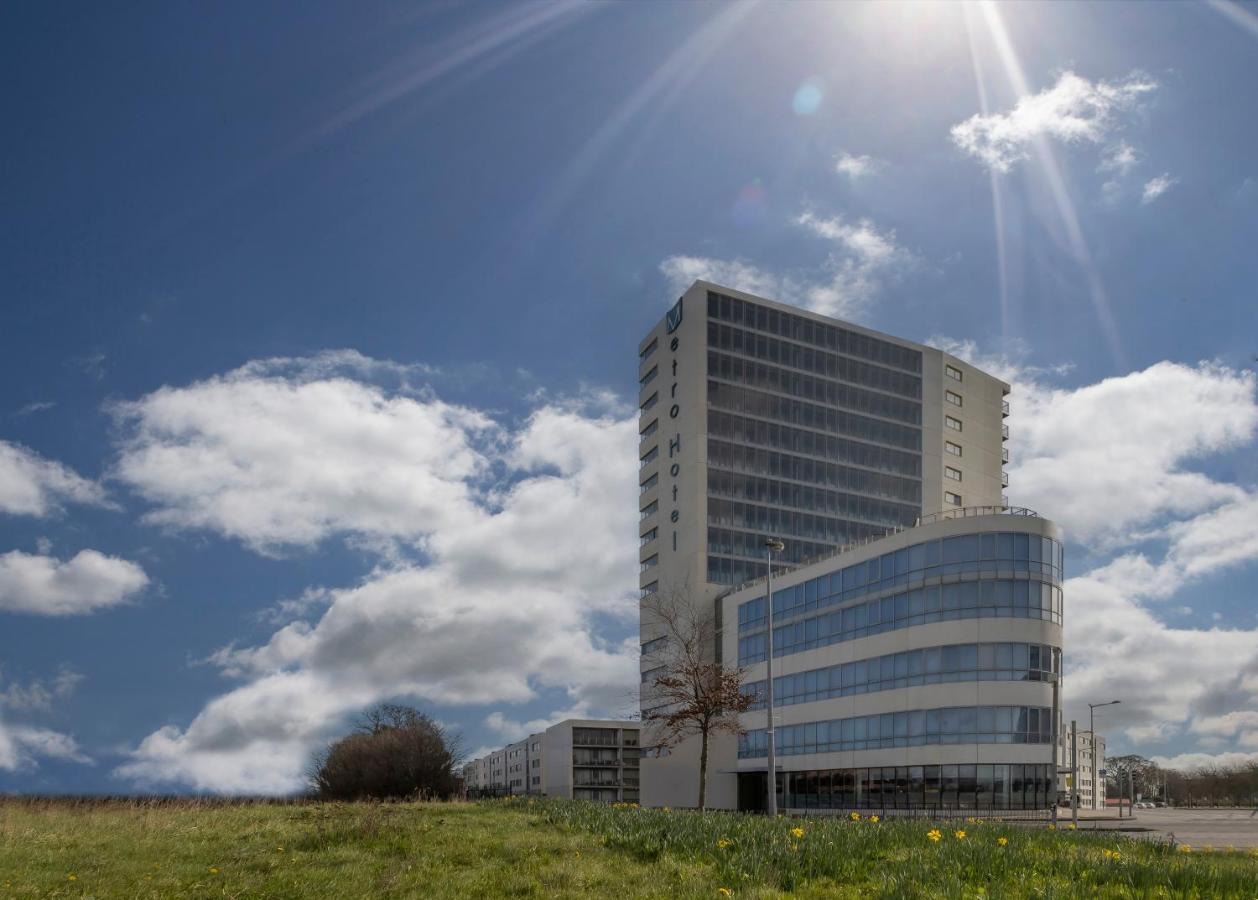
[637,281,1062,812]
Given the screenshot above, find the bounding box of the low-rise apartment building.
[464,719,641,803]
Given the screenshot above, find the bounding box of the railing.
[788,805,1051,822]
[1001,424,1010,440]
[1001,447,1010,463]
[1001,472,1009,487]
[1002,400,1010,417]
[720,507,1042,597]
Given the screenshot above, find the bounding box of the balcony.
[1002,400,1010,417]
[1001,447,1010,463]
[1001,423,1010,440]
[1001,471,1010,487]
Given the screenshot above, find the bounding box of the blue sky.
[1,1,1256,792]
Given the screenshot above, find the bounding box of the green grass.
[0,797,1255,899]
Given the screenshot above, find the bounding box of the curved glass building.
[722,508,1061,811]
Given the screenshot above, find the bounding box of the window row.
[738,532,1063,628]
[708,444,921,506]
[709,467,921,518]
[760,763,1056,811]
[708,543,840,586]
[708,321,922,401]
[737,579,1063,665]
[708,381,922,451]
[709,497,916,546]
[708,413,921,478]
[739,706,1055,758]
[741,642,1059,708]
[707,292,923,374]
[710,353,922,427]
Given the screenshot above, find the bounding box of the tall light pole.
[1089,700,1120,810]
[764,538,785,817]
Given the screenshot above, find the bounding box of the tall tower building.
[637,282,1056,812]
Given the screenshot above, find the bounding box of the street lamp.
[764,538,785,817]
[1089,700,1120,810]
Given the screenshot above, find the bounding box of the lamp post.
[764,538,785,817]
[1088,700,1120,810]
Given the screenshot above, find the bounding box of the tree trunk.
[698,725,709,811]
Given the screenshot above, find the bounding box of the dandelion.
[1067,823,1077,830]
[1177,844,1192,853]
[718,889,732,897]
[869,815,880,823]
[997,837,1008,847]
[927,829,942,842]
[1046,824,1056,831]
[209,867,220,874]
[67,875,77,882]
[849,812,861,821]
[954,830,966,840]
[790,826,805,839]
[717,838,733,850]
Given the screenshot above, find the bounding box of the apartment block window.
[640,419,658,441]
[532,776,540,785]
[945,415,963,431]
[640,499,658,520]
[639,365,658,388]
[945,441,963,457]
[640,527,658,548]
[640,338,658,362]
[640,392,658,413]
[945,466,962,482]
[640,473,658,494]
[945,364,963,381]
[640,581,658,599]
[945,390,963,407]
[640,446,659,469]
[640,554,658,573]
[641,636,667,656]
[945,491,962,506]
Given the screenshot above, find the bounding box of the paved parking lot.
[1077,807,1258,849]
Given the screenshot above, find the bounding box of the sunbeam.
[1205,0,1258,39]
[974,0,1127,370]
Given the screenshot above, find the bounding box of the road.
[1076,807,1258,849]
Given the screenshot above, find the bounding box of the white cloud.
[661,210,913,320]
[0,550,149,616]
[0,440,109,517]
[1141,173,1178,204]
[114,358,640,793]
[951,70,1156,173]
[834,151,883,179]
[1099,141,1140,177]
[0,720,91,771]
[0,668,83,712]
[936,339,1258,756]
[1149,750,1258,771]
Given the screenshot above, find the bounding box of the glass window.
[945,415,963,431]
[945,466,962,481]
[945,390,963,407]
[945,441,963,456]
[945,364,963,381]
[945,491,962,506]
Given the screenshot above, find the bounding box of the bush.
[312,704,461,800]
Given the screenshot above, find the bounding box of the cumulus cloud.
[1141,173,1178,204]
[661,210,913,319]
[951,70,1156,173]
[0,720,91,771]
[0,550,149,616]
[0,668,83,712]
[0,441,109,517]
[834,151,883,179]
[114,357,640,792]
[938,339,1258,756]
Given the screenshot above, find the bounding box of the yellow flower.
[718,889,732,897]
[1177,844,1192,853]
[1046,824,1056,830]
[927,829,942,842]
[1067,823,1077,830]
[717,838,733,849]
[849,811,861,821]
[790,826,805,839]
[209,867,220,874]
[954,830,966,840]
[869,815,880,823]
[67,875,77,882]
[997,837,1008,847]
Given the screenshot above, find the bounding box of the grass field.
[1,797,1256,898]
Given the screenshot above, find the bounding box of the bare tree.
[640,583,754,810]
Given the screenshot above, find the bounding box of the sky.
[1,0,1256,793]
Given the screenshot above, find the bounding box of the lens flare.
[793,79,825,115]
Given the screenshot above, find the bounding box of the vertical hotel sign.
[665,298,683,554]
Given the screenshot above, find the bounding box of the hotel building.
[463,719,641,803]
[637,281,1061,811]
